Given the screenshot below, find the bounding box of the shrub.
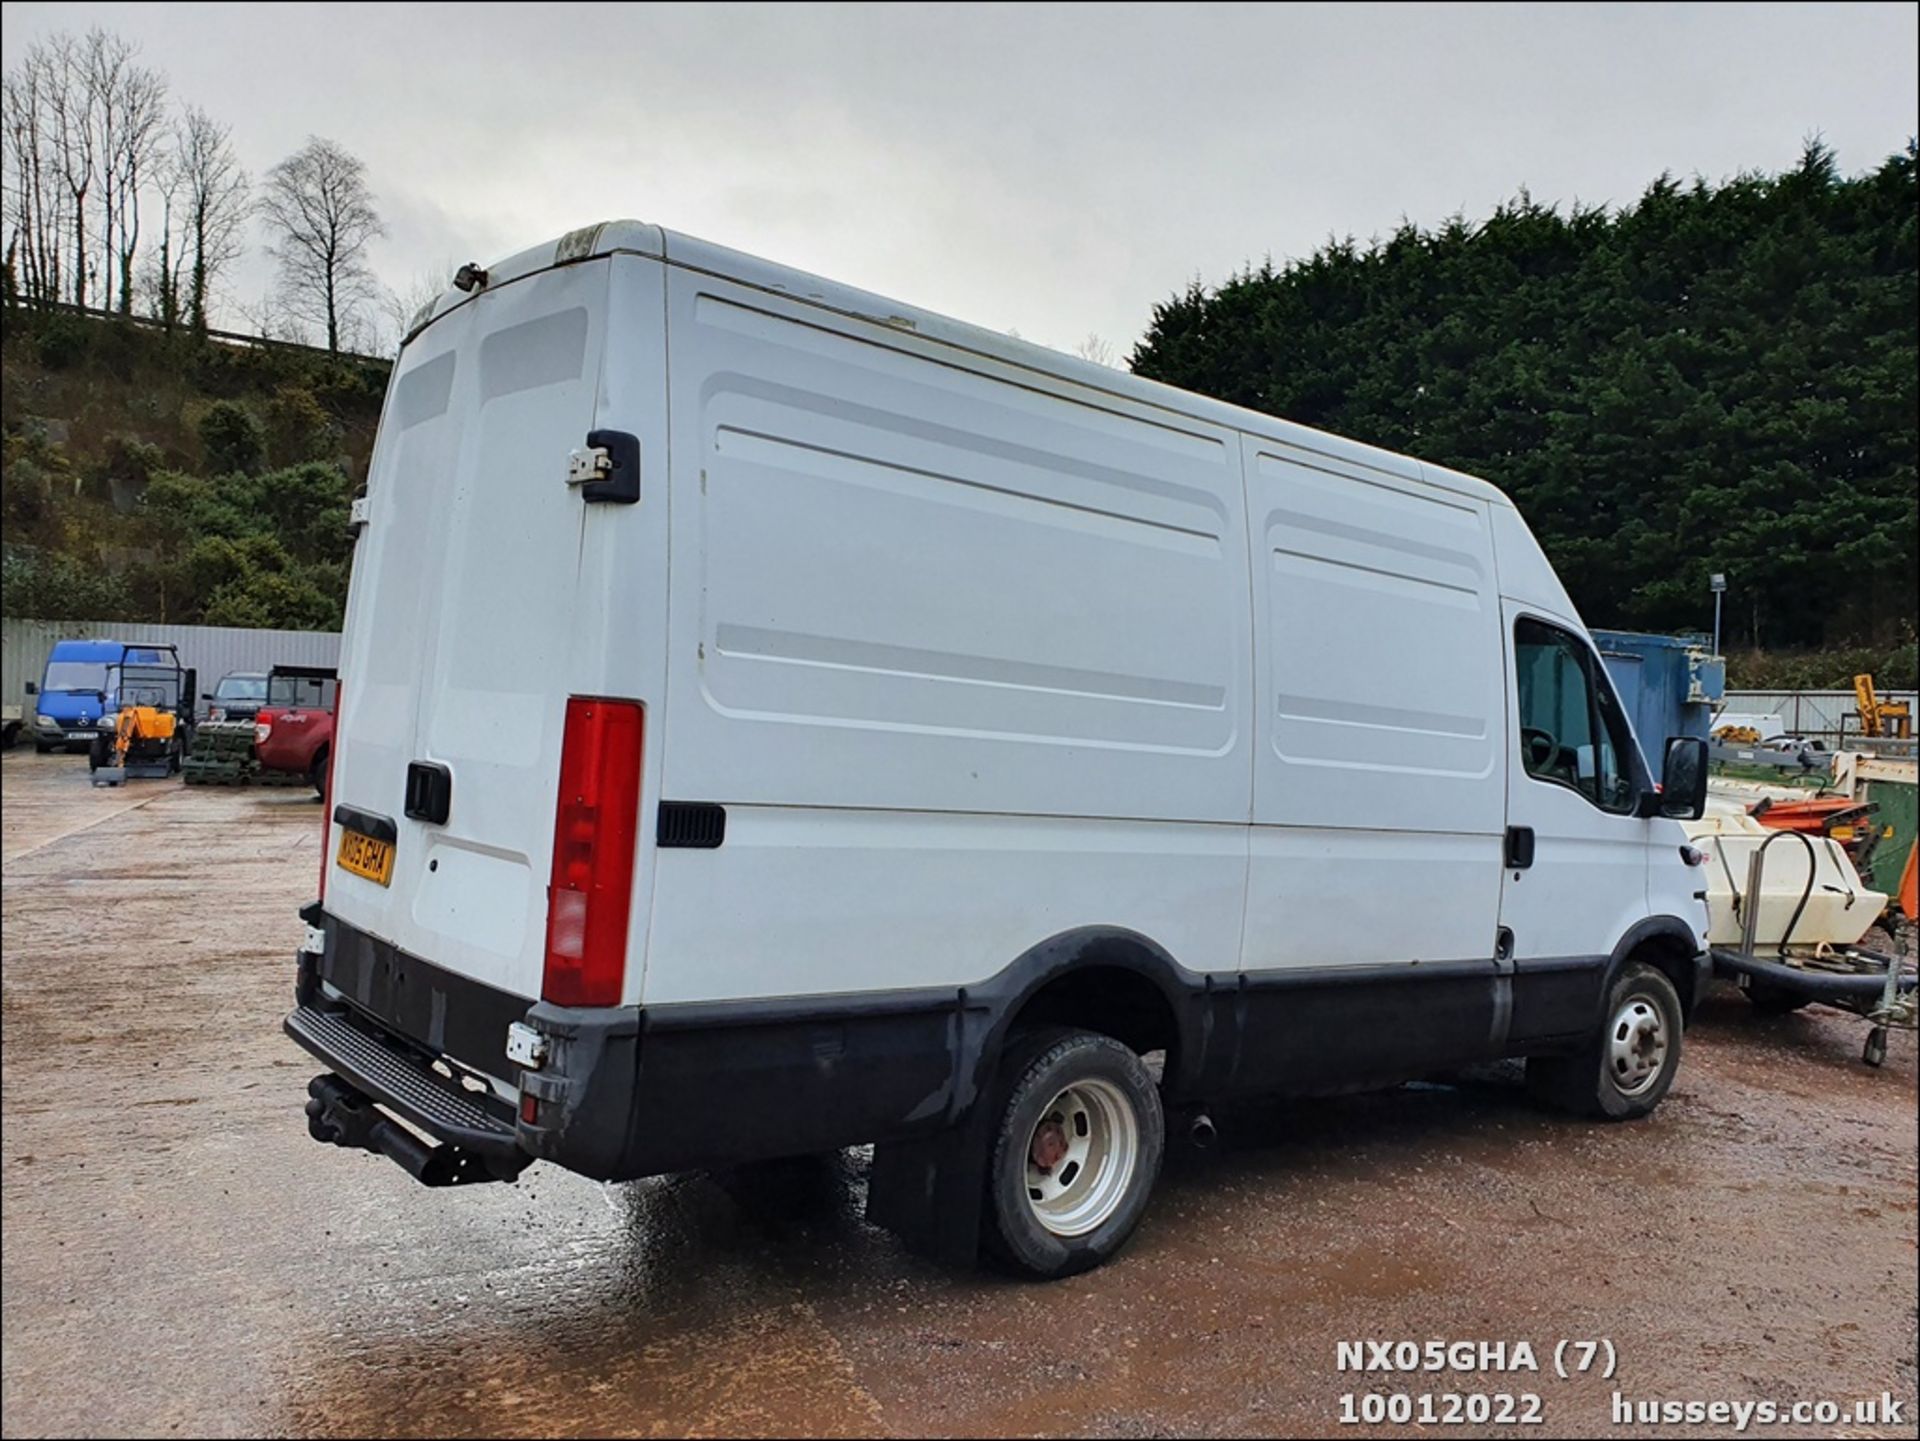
[265,385,336,467]
[33,317,87,370]
[198,400,266,476]
[1,546,134,619]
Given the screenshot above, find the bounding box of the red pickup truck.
[254,665,337,794]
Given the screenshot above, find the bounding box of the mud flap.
[868,1105,996,1266]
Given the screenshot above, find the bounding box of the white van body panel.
[1240,437,1506,971]
[1482,494,1581,623]
[643,261,1254,1002]
[645,811,1248,1004]
[327,256,672,1007]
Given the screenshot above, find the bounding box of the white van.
[288,221,1711,1278]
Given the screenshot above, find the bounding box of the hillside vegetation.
[1132,142,1918,670]
[3,145,1914,692]
[1,310,389,627]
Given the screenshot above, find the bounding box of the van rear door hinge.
[566,445,611,485]
[566,429,641,504]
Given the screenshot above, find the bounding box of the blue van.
[26,640,170,752]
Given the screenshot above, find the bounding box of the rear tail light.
[255,720,272,745]
[317,687,340,901]
[542,697,645,1008]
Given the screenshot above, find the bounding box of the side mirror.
[201,692,214,701]
[1657,736,1708,820]
[23,680,36,695]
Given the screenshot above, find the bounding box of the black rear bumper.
[291,909,963,1187]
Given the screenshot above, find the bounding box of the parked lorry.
[27,639,171,752]
[287,222,1712,1278]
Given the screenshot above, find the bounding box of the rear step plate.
[284,1004,521,1158]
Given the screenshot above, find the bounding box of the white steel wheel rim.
[1023,1078,1139,1237]
[1607,994,1668,1097]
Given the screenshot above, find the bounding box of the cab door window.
[1515,618,1638,814]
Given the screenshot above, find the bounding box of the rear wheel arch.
[971,927,1202,1103]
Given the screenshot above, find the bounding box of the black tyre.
[1745,981,1809,1016]
[1527,961,1684,1121]
[981,1028,1163,1279]
[87,733,108,772]
[309,746,329,797]
[34,739,55,755]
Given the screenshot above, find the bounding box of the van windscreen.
[43,662,108,691]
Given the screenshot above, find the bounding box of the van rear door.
[325,259,616,1005]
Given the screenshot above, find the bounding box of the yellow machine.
[90,705,181,786]
[1713,723,1762,744]
[1854,673,1913,741]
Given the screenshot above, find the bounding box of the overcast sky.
[4,1,1916,355]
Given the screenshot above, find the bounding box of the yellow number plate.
[335,828,395,886]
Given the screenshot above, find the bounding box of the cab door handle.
[1505,826,1535,869]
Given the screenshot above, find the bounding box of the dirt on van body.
[2,748,1914,1439]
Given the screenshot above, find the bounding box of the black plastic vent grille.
[657,801,726,849]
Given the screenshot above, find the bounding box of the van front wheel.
[983,1028,1163,1278]
[1527,961,1684,1121]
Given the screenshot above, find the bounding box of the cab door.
[1498,608,1653,1047]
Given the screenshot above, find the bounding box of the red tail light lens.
[317,686,340,902]
[542,697,645,1008]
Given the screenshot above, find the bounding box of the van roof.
[406,220,1510,510]
[49,639,155,660]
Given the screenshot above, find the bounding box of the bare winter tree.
[1,48,64,305]
[260,136,384,354]
[379,260,455,352]
[95,38,167,315]
[1073,333,1117,367]
[176,105,249,335]
[236,283,309,346]
[44,32,99,306]
[140,136,187,327]
[84,29,129,311]
[2,27,159,313]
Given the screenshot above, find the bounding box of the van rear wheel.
[1527,961,1684,1121]
[982,1028,1163,1278]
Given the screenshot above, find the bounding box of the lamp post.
[1710,573,1726,658]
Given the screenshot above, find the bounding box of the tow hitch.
[305,1074,531,1186]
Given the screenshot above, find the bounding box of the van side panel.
[647,270,1253,1003]
[1238,441,1507,1083]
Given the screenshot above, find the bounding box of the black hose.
[1750,829,1820,957]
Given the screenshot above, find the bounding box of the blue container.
[1592,629,1725,753]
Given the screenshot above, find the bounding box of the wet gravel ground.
[2,748,1915,1439]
